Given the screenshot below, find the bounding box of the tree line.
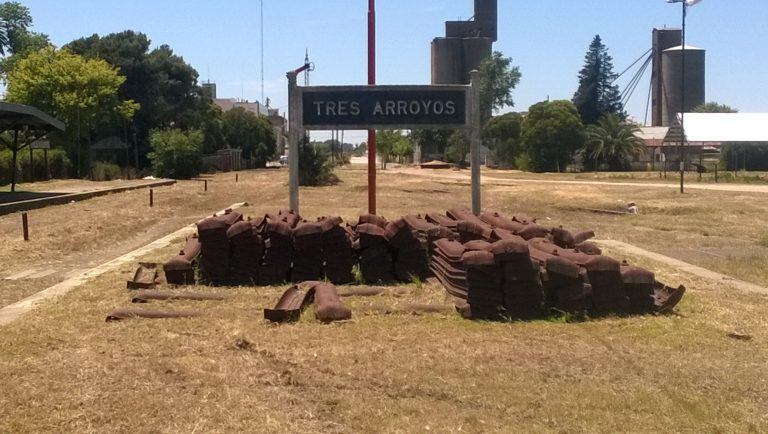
[378,36,645,173]
[312,34,744,174]
[0,2,276,180]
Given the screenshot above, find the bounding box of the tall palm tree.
[583,113,646,171]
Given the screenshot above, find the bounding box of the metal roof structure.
[92,136,129,150]
[0,103,65,192]
[0,102,65,131]
[663,44,703,52]
[679,113,768,143]
[637,113,768,148]
[636,126,670,144]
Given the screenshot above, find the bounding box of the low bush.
[47,149,72,179]
[0,148,72,186]
[91,161,123,181]
[444,131,469,167]
[299,137,338,186]
[148,129,203,179]
[514,152,532,172]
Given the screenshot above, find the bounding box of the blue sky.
[17,0,768,143]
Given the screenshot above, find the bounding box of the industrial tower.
[431,0,497,85]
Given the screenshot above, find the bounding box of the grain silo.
[651,28,682,126]
[661,45,706,126]
[431,0,496,85]
[431,38,464,85]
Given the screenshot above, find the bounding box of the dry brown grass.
[390,167,768,286]
[483,168,768,185]
[0,172,283,306]
[3,167,768,431]
[4,166,768,306]
[1,237,767,432]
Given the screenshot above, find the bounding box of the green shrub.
[91,161,122,181]
[0,150,15,185]
[299,137,337,186]
[148,129,203,179]
[0,148,71,186]
[514,152,532,172]
[47,149,72,179]
[444,131,469,167]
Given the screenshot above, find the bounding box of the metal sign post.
[287,74,481,215]
[287,71,301,212]
[469,71,481,215]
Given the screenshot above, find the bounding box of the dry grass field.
[2,166,768,432]
[480,168,768,185]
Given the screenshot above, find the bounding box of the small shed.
[90,136,130,165]
[0,103,65,192]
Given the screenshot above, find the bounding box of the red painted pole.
[367,0,377,215]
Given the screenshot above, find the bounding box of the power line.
[260,0,265,106]
[619,54,652,108]
[644,69,653,126]
[612,48,652,83]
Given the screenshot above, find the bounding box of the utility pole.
[667,0,701,192]
[260,0,265,105]
[680,0,687,194]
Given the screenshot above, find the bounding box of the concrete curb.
[0,202,248,327]
[0,179,177,216]
[595,239,768,295]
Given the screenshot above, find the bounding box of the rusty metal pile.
[265,281,352,323]
[430,209,685,319]
[160,208,685,321]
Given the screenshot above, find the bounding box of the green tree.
[692,102,738,113]
[391,134,413,164]
[351,142,367,157]
[721,143,768,171]
[410,129,452,163]
[0,2,50,74]
[147,129,203,179]
[0,1,30,54]
[222,107,276,167]
[483,112,523,168]
[582,113,645,171]
[298,136,336,186]
[477,51,522,122]
[66,32,212,168]
[376,130,409,169]
[198,103,226,155]
[521,100,585,172]
[445,131,470,167]
[572,35,624,125]
[5,47,139,176]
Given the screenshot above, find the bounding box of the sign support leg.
[287,71,300,213]
[469,70,482,215]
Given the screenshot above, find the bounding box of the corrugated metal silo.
[661,45,706,126]
[462,38,493,78]
[431,38,464,85]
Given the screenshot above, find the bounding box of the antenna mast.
[260,0,265,106]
